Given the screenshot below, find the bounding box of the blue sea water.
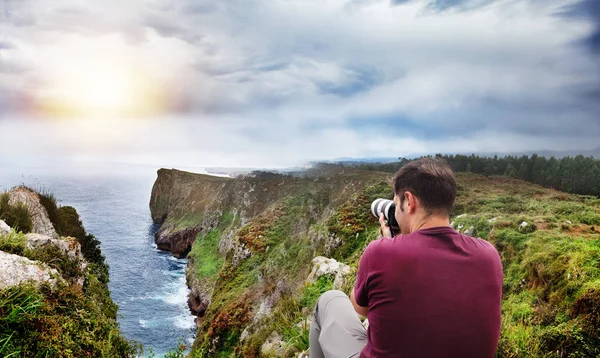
[0,164,197,357]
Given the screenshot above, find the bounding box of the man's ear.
[405,191,418,214]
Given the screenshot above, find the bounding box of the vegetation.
[0,281,140,357]
[448,173,600,357]
[0,188,139,357]
[165,165,600,357]
[0,193,32,233]
[348,153,600,197]
[36,189,110,285]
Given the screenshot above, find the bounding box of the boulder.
[0,220,11,237]
[261,331,285,356]
[8,187,58,238]
[0,250,59,289]
[307,256,352,290]
[24,233,87,287]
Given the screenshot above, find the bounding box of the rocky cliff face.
[151,166,600,358]
[150,166,392,356]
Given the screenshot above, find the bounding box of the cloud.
[0,0,599,167]
[557,0,600,52]
[392,0,496,12]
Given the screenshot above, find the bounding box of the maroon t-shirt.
[354,226,503,358]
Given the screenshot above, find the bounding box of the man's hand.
[379,213,392,238]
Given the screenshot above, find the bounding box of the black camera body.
[371,198,401,236]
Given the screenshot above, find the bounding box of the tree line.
[348,154,600,197]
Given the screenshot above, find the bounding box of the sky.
[0,0,599,171]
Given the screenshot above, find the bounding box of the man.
[309,158,503,358]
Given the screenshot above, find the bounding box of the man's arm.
[351,214,388,317]
[350,288,368,317]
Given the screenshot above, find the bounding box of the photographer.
[309,158,503,358]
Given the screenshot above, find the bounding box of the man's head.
[392,158,457,234]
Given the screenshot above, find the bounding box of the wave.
[163,276,190,307]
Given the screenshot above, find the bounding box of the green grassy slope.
[155,169,600,357]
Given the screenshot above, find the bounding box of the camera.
[371,198,400,236]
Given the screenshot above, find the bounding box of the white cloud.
[0,0,598,169]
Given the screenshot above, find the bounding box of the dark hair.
[393,158,457,216]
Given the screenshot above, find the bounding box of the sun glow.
[54,64,136,115]
[34,35,169,118]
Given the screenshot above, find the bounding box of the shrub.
[0,193,33,233]
[0,283,141,358]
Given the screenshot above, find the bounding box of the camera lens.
[371,198,400,235]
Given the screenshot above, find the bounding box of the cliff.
[0,187,139,357]
[150,166,600,357]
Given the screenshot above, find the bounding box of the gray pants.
[309,290,368,358]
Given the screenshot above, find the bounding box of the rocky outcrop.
[188,286,211,317]
[307,256,352,290]
[0,251,59,289]
[0,219,11,236]
[0,204,87,288]
[260,331,285,356]
[156,227,201,258]
[8,187,58,238]
[25,233,87,286]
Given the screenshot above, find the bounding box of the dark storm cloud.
[557,0,600,53]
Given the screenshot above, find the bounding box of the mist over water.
[0,165,197,357]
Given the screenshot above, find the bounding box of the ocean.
[0,164,197,357]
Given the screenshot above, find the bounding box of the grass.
[190,182,388,357]
[449,173,600,357]
[0,187,139,357]
[0,280,141,357]
[167,169,600,357]
[0,192,33,233]
[190,229,225,279]
[299,275,335,309]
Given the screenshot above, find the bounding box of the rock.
[0,250,60,289]
[261,331,285,356]
[566,220,573,225]
[307,256,352,290]
[7,187,58,238]
[519,221,528,228]
[455,214,467,219]
[155,227,200,258]
[188,286,211,317]
[298,351,310,358]
[24,233,87,287]
[463,227,475,236]
[240,327,251,341]
[296,317,312,329]
[0,220,11,237]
